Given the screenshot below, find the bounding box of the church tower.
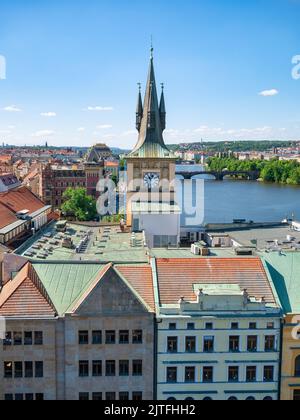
[126,48,180,248]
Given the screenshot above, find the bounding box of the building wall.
[0,319,57,401]
[85,165,105,199]
[126,158,176,228]
[280,314,300,400]
[63,269,155,401]
[136,214,180,248]
[157,316,281,401]
[0,267,155,401]
[41,166,86,208]
[63,314,154,401]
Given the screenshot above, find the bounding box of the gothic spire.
[136,83,143,132]
[129,48,172,158]
[159,83,166,132]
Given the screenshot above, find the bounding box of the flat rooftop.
[15,222,149,264]
[208,224,300,251]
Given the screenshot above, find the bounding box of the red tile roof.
[0,186,45,214]
[116,265,155,312]
[155,258,276,305]
[0,203,19,229]
[0,263,56,317]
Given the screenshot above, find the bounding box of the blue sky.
[0,0,300,148]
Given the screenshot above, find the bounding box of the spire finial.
[161,83,164,91]
[138,82,141,92]
[150,35,154,59]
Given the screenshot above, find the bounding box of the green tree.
[61,188,97,221]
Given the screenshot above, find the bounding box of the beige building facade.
[0,262,155,400]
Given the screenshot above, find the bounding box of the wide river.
[176,164,300,224]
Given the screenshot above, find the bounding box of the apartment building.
[153,257,282,401]
[41,144,110,209]
[0,175,51,246]
[0,261,155,400]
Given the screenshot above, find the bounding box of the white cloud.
[85,106,114,112]
[164,129,180,136]
[121,130,136,137]
[96,124,113,129]
[32,130,55,138]
[77,127,85,132]
[40,112,57,117]
[259,89,279,97]
[3,105,22,112]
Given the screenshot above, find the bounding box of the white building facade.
[153,258,282,401]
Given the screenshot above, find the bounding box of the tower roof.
[129,50,174,159]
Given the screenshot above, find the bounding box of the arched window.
[167,397,176,401]
[228,396,238,401]
[246,396,256,401]
[263,397,273,401]
[203,397,213,401]
[295,356,300,377]
[185,398,194,401]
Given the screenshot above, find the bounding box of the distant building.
[0,156,13,174]
[0,174,51,246]
[85,143,112,162]
[84,145,106,199]
[104,161,120,178]
[41,144,107,208]
[41,164,86,208]
[23,167,42,198]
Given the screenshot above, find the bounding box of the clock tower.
[126,48,180,248]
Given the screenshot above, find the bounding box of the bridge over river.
[176,169,260,181]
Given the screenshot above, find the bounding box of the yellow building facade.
[280,315,300,400]
[262,252,300,401]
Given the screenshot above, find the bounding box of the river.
[176,164,300,224]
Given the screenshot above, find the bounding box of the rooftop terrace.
[15,222,149,264]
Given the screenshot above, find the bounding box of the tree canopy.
[61,188,98,221]
[207,157,300,185]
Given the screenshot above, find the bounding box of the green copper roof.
[262,252,300,314]
[33,262,105,315]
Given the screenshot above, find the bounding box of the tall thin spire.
[136,83,143,132]
[159,83,166,132]
[129,48,172,158]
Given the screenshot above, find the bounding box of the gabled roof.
[0,186,45,214]
[155,257,276,306]
[0,263,56,317]
[0,253,28,286]
[262,252,300,314]
[115,265,155,312]
[0,203,19,229]
[23,168,39,183]
[33,262,107,315]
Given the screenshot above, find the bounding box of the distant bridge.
[176,170,260,181]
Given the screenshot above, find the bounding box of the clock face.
[143,172,160,189]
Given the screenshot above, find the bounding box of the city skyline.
[0,0,300,148]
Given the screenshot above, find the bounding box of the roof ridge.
[68,263,112,313]
[28,264,57,314]
[0,263,30,307]
[113,265,154,313]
